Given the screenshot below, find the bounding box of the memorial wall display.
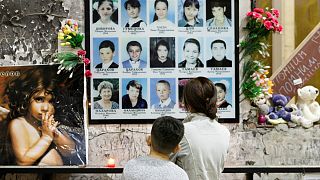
[88,0,239,123]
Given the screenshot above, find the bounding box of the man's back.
[122,156,189,180]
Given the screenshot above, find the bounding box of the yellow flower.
[61,42,66,46]
[66,35,72,40]
[63,29,71,35]
[58,35,65,40]
[65,42,71,46]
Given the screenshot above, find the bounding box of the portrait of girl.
[122,0,147,27]
[150,37,175,68]
[210,78,233,109]
[178,0,203,27]
[178,38,204,68]
[92,0,118,30]
[149,0,175,29]
[0,65,86,165]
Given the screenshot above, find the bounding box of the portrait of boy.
[151,78,176,109]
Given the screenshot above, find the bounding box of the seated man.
[122,116,188,180]
[122,41,147,68]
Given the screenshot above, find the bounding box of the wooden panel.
[271,23,320,97]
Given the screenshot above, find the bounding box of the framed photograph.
[86,0,239,123]
[0,64,86,165]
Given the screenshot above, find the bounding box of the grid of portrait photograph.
[89,0,237,122]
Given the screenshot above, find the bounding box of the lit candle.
[106,158,115,168]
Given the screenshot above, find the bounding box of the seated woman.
[122,80,148,109]
[94,81,119,109]
[178,0,203,27]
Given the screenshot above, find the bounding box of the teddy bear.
[295,85,320,128]
[268,94,293,122]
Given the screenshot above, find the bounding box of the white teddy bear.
[295,85,320,128]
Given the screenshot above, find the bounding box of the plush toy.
[295,85,320,128]
[253,94,270,124]
[268,94,293,122]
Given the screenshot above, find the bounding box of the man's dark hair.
[99,40,115,52]
[151,116,184,154]
[211,39,226,49]
[126,41,142,52]
[124,0,141,9]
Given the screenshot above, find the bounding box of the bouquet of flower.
[53,19,91,77]
[58,19,84,49]
[239,8,283,58]
[241,60,274,100]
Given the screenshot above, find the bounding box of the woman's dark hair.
[98,0,114,9]
[153,0,169,22]
[126,80,143,99]
[155,39,170,59]
[124,0,141,10]
[215,82,226,92]
[183,38,200,53]
[6,67,57,120]
[183,0,200,21]
[183,77,217,119]
[93,0,118,24]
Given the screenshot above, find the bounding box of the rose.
[252,12,263,19]
[263,20,273,30]
[272,9,280,18]
[253,8,264,14]
[85,70,92,77]
[83,58,90,66]
[77,50,86,56]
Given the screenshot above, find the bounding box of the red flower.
[275,25,283,32]
[265,11,273,18]
[272,9,280,18]
[83,58,90,66]
[85,70,92,77]
[246,11,253,17]
[253,8,264,14]
[252,12,263,19]
[263,20,274,30]
[77,50,86,56]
